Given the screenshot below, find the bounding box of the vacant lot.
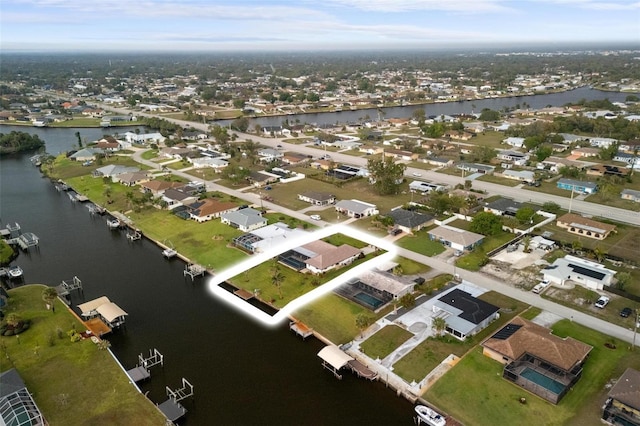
[360,325,414,360]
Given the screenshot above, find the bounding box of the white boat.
[8,266,23,279]
[162,248,177,259]
[106,218,121,229]
[414,405,446,426]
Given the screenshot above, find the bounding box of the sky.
[1,0,639,52]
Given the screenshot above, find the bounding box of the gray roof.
[335,199,377,214]
[221,208,266,228]
[386,208,433,229]
[485,197,523,214]
[299,191,335,201]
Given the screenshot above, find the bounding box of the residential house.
[279,240,362,275]
[587,164,629,178]
[123,131,165,145]
[385,208,434,234]
[614,152,635,164]
[541,255,616,290]
[587,137,618,148]
[457,163,495,175]
[0,369,46,426]
[358,145,385,156]
[556,178,598,195]
[502,170,536,183]
[540,157,587,173]
[160,146,194,160]
[161,188,199,210]
[482,316,592,404]
[422,156,454,167]
[444,130,473,141]
[602,368,640,426]
[232,222,307,253]
[338,270,414,310]
[427,225,485,252]
[571,147,600,158]
[335,199,378,218]
[556,213,616,240]
[484,198,523,216]
[497,150,529,166]
[409,180,447,194]
[248,170,279,187]
[70,148,104,162]
[257,148,284,162]
[93,165,140,179]
[383,149,419,161]
[188,198,238,223]
[504,137,525,148]
[432,288,499,340]
[113,171,149,187]
[621,188,640,202]
[463,122,485,133]
[281,152,310,165]
[221,208,267,232]
[140,180,184,197]
[298,191,336,206]
[190,157,229,172]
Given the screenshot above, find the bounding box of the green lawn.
[0,285,165,425]
[359,325,414,360]
[392,291,528,383]
[425,320,638,426]
[455,232,515,271]
[396,230,446,257]
[476,173,521,186]
[393,256,432,275]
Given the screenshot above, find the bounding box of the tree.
[615,272,631,290]
[515,207,536,224]
[432,317,447,336]
[230,116,249,132]
[271,265,285,299]
[479,108,500,122]
[399,293,415,309]
[470,212,502,236]
[355,313,374,337]
[42,287,58,311]
[367,156,407,195]
[535,145,553,162]
[522,235,532,253]
[542,201,561,214]
[469,145,496,163]
[75,131,83,148]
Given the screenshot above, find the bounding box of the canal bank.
[1,148,414,425]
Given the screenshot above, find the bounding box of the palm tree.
[522,235,532,253]
[271,265,285,299]
[42,287,58,311]
[355,313,374,338]
[432,317,447,337]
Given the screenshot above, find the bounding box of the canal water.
[0,129,413,425]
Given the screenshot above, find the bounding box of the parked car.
[532,281,550,294]
[620,307,633,318]
[595,296,610,309]
[412,172,422,177]
[309,214,321,221]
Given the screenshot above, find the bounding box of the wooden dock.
[290,320,313,339]
[233,289,254,300]
[84,317,112,336]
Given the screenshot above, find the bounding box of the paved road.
[396,247,637,345]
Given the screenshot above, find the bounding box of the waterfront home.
[93,164,140,179]
[602,368,640,426]
[335,199,378,218]
[279,240,362,275]
[221,208,267,232]
[338,270,414,310]
[556,178,598,195]
[385,208,434,234]
[297,191,336,206]
[188,199,238,223]
[232,223,307,253]
[140,180,185,197]
[427,225,484,252]
[0,369,46,426]
[556,213,616,240]
[432,288,499,340]
[482,316,592,405]
[113,171,150,187]
[621,188,640,202]
[161,188,199,210]
[541,255,616,290]
[123,131,165,145]
[70,148,104,162]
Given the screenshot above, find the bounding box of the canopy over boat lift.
[317,345,378,380]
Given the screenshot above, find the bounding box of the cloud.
[532,0,640,10]
[320,0,514,13]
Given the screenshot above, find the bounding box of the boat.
[7,266,23,279]
[414,405,446,426]
[162,248,177,259]
[106,218,121,229]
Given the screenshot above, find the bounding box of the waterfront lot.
[0,285,165,425]
[425,320,640,426]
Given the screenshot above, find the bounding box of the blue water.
[521,368,565,395]
[354,292,384,309]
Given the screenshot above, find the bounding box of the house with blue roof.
[556,178,597,194]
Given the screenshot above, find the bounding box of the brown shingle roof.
[608,368,640,409]
[557,213,616,234]
[193,199,237,218]
[482,317,592,371]
[301,240,361,270]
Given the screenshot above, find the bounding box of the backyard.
[425,319,639,426]
[0,285,165,425]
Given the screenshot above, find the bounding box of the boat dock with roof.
[317,345,378,381]
[1,223,40,251]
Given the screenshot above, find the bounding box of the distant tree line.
[0,131,45,154]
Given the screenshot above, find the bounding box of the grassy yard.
[0,285,165,425]
[476,173,522,186]
[455,232,515,271]
[425,320,639,426]
[464,131,505,149]
[392,291,528,383]
[393,256,432,275]
[47,154,150,182]
[396,230,447,257]
[359,325,414,360]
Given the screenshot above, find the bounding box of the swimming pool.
[521,368,565,395]
[354,292,384,309]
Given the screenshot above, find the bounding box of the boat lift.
[56,276,83,304]
[183,263,206,281]
[158,378,193,422]
[127,348,164,383]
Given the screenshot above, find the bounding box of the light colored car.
[412,172,422,177]
[310,215,321,221]
[595,296,610,309]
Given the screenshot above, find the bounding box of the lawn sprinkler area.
[207,224,397,326]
